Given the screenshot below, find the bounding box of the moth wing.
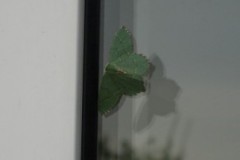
[107,53,150,77]
[98,73,123,115]
[109,26,133,62]
[109,72,146,96]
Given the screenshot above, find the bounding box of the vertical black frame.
[81,0,101,160]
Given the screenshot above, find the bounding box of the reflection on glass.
[99,115,192,160]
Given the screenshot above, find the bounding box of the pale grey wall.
[133,1,240,159]
[0,0,83,159]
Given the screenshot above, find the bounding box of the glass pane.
[99,1,240,160]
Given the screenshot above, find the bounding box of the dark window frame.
[80,0,101,160]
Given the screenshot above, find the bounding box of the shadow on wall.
[134,54,181,132]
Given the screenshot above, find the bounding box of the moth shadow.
[134,54,181,132]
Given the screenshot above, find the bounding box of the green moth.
[98,26,150,115]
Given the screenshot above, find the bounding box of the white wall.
[0,0,83,159]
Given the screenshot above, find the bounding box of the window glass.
[99,1,240,160]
